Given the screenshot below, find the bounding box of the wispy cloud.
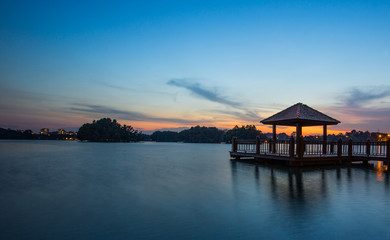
[343,85,390,107]
[213,109,260,122]
[167,79,241,108]
[327,85,390,132]
[69,104,202,124]
[167,78,263,121]
[93,80,134,91]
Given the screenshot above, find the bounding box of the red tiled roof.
[261,103,340,126]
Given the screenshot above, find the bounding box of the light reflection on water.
[1,140,390,240]
[374,161,388,182]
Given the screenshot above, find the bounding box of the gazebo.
[260,103,340,154]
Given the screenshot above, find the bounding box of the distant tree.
[0,128,37,140]
[276,133,289,140]
[224,125,266,143]
[77,118,143,142]
[178,126,224,143]
[150,131,179,142]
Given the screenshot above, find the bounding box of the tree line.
[76,120,266,143]
[0,128,37,140]
[151,125,266,143]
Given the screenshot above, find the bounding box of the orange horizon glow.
[128,120,349,135]
[256,125,347,136]
[7,114,381,136]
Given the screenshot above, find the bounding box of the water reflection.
[374,161,388,182]
[230,161,330,216]
[230,160,390,206]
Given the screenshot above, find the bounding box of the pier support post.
[348,139,353,159]
[272,124,277,154]
[387,139,390,160]
[268,140,271,153]
[289,137,295,158]
[337,139,342,157]
[330,141,334,154]
[323,125,327,155]
[296,123,302,140]
[256,136,260,155]
[297,136,304,158]
[366,140,371,156]
[232,137,237,152]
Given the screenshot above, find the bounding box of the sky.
[1,0,390,135]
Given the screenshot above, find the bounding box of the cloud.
[327,85,390,132]
[167,79,241,108]
[69,104,202,124]
[339,85,390,119]
[343,86,390,107]
[93,80,134,91]
[346,107,390,118]
[167,78,262,121]
[213,109,260,122]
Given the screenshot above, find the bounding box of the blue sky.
[1,0,389,134]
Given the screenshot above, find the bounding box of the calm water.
[1,140,390,240]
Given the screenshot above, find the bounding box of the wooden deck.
[230,137,390,166]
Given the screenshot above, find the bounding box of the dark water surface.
[1,140,390,239]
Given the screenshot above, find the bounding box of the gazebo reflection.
[230,161,390,212]
[230,161,329,205]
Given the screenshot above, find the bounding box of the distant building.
[377,133,390,141]
[40,128,49,135]
[57,129,66,135]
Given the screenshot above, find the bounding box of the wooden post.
[330,141,334,154]
[323,125,327,155]
[296,123,302,140]
[387,139,390,160]
[366,140,371,156]
[268,140,271,153]
[232,137,237,152]
[256,136,260,155]
[295,123,303,159]
[337,139,342,157]
[296,137,301,158]
[289,137,295,158]
[301,136,305,158]
[272,124,277,154]
[348,139,353,159]
[297,136,304,158]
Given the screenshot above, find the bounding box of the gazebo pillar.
[296,123,303,157]
[296,123,302,139]
[323,125,327,155]
[272,124,277,153]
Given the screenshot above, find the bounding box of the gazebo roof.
[260,103,340,126]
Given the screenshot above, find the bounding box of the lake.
[1,140,390,239]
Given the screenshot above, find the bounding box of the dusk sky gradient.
[1,0,389,134]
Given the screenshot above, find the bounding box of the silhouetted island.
[77,118,144,142]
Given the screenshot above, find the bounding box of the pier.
[230,137,390,166]
[230,103,390,166]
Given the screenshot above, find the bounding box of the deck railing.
[232,137,390,159]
